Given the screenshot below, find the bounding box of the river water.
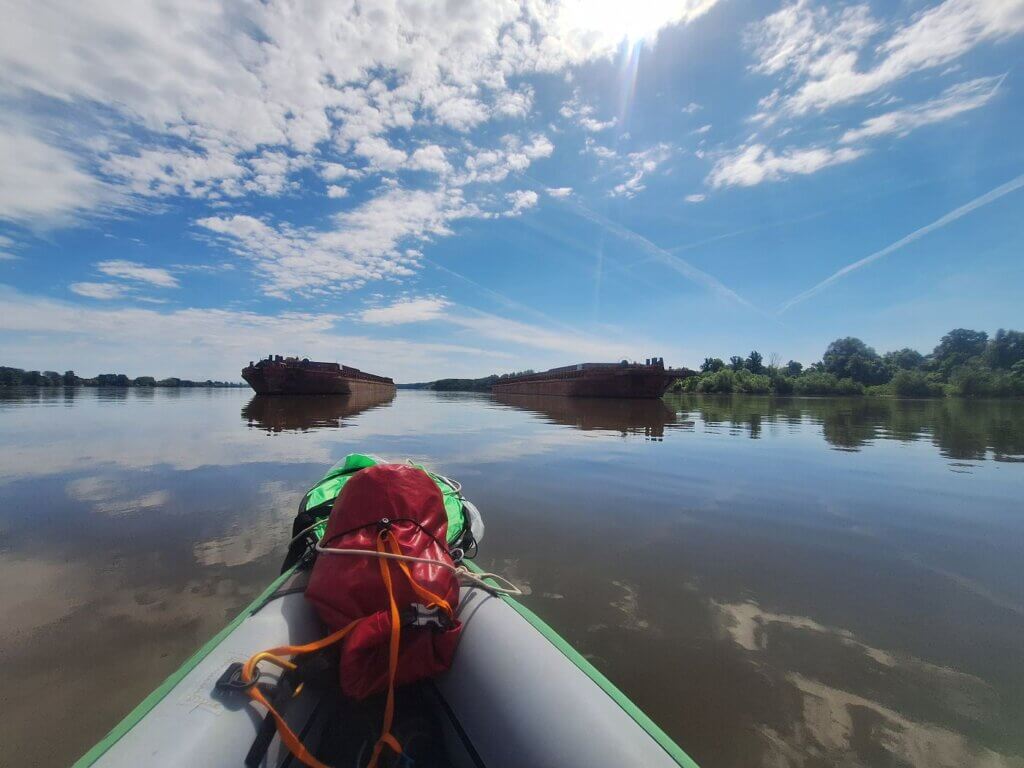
[1,387,1022,767]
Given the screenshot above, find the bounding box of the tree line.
[0,367,246,388]
[672,328,1024,398]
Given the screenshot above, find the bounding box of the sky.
[1,0,1022,382]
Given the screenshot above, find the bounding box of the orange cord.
[367,529,404,768]
[241,526,453,768]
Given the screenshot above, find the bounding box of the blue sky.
[1,0,1022,381]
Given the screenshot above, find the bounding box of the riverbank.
[0,366,245,388]
[678,328,1024,399]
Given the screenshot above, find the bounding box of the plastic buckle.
[215,662,260,694]
[403,603,454,631]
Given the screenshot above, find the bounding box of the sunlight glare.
[559,0,712,49]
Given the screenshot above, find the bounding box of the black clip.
[215,662,260,694]
[377,517,392,533]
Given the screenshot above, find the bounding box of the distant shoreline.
[1,366,245,388]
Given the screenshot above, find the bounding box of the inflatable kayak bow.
[74,454,700,768]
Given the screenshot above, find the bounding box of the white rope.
[314,541,522,596]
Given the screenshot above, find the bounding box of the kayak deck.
[77,567,698,768]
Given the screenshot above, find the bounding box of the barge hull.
[242,357,395,396]
[492,365,672,399]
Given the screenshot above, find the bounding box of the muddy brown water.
[1,387,1022,767]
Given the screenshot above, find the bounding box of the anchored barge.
[242,355,395,396]
[491,358,674,399]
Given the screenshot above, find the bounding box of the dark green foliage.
[785,360,803,377]
[0,366,243,388]
[947,365,1024,398]
[690,368,771,394]
[745,351,764,374]
[932,328,988,375]
[986,329,1024,370]
[792,371,864,396]
[96,373,131,386]
[883,348,925,372]
[822,337,889,385]
[770,372,794,395]
[891,370,944,398]
[728,356,744,371]
[700,357,725,373]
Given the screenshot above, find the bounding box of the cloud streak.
[779,173,1024,312]
[557,197,756,309]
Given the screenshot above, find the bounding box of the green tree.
[785,360,803,377]
[745,350,764,374]
[728,356,744,372]
[986,329,1024,370]
[891,370,944,398]
[932,328,988,375]
[96,373,131,386]
[822,337,889,385]
[63,370,77,385]
[883,348,924,371]
[700,357,725,373]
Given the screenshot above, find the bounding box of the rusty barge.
[491,358,675,399]
[242,356,395,396]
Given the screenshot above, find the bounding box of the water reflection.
[493,392,687,439]
[0,388,1023,767]
[669,394,1024,461]
[241,390,395,432]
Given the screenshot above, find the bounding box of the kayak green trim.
[463,560,700,768]
[72,567,297,768]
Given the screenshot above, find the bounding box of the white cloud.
[0,285,507,382]
[692,124,712,134]
[681,102,702,114]
[196,186,485,297]
[611,144,673,198]
[445,308,632,361]
[407,145,451,175]
[359,296,451,325]
[559,89,617,131]
[494,86,535,119]
[0,285,639,381]
[748,0,1024,119]
[582,138,618,160]
[70,282,126,300]
[326,185,349,198]
[97,260,179,288]
[0,235,19,260]
[579,116,617,132]
[685,193,706,203]
[0,0,719,271]
[354,137,408,172]
[0,118,113,225]
[546,186,573,198]
[840,75,1004,143]
[505,189,539,216]
[455,134,553,186]
[707,143,865,188]
[320,163,361,181]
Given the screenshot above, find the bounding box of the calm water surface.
[1,387,1022,767]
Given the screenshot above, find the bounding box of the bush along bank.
[671,328,1024,398]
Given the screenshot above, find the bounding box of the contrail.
[779,173,1024,313]
[422,257,584,336]
[556,196,757,310]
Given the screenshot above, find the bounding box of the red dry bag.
[305,463,462,701]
